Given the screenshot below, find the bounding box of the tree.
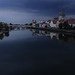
[0,22,3,30]
[29,23,32,26]
[63,21,70,29]
[9,23,13,25]
[59,23,63,29]
[25,23,28,25]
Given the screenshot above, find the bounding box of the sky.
[0,0,75,24]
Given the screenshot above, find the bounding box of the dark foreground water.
[0,29,75,75]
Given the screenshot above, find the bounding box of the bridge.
[8,24,30,31]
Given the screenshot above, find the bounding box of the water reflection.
[31,29,75,43]
[9,26,26,30]
[0,26,26,40]
[1,27,75,44]
[0,29,75,74]
[59,33,75,43]
[0,31,9,40]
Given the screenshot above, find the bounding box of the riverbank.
[26,26,75,34]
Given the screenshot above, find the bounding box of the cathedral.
[59,8,66,20]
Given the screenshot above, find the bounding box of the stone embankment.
[26,26,75,34]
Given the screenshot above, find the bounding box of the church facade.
[49,8,66,28]
[59,8,66,20]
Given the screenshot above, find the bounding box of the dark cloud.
[0,0,74,15]
[0,0,75,23]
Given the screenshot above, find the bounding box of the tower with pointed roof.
[59,9,62,20]
[62,8,66,20]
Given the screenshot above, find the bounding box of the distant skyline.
[0,0,75,24]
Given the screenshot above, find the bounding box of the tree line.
[58,21,74,29]
[0,22,9,31]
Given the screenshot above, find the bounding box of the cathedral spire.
[59,8,62,16]
[59,8,62,20]
[62,8,66,20]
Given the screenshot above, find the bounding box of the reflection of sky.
[0,30,75,74]
[1,30,32,42]
[0,0,75,24]
[0,12,75,73]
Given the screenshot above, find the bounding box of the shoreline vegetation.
[0,22,9,31]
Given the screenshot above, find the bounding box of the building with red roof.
[68,18,75,27]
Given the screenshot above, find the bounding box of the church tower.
[62,8,66,20]
[59,9,62,20]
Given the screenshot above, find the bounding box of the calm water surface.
[0,29,75,75]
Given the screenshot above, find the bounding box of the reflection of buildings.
[50,33,59,40]
[32,29,45,36]
[31,29,75,44]
[31,29,59,40]
[58,33,75,43]
[68,37,75,43]
[32,29,36,35]
[41,31,45,35]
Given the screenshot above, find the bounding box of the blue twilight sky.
[0,0,75,24]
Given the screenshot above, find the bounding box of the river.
[0,29,75,75]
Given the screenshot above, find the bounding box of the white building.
[50,20,59,28]
[50,20,56,27]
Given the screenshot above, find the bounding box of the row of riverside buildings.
[32,9,75,28]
